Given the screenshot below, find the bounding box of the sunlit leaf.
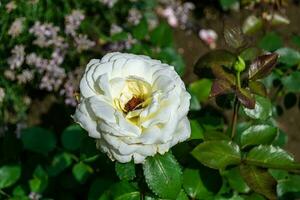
[0,165,21,189]
[191,141,241,169]
[271,13,290,26]
[243,95,272,120]
[143,152,182,199]
[240,125,278,148]
[242,15,263,35]
[248,53,278,80]
[245,145,300,170]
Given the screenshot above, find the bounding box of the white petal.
[88,96,116,123]
[73,101,100,138]
[95,74,112,98]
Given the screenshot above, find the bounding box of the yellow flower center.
[113,77,152,123]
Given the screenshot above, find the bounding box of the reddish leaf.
[210,79,233,97]
[249,81,267,97]
[211,64,236,85]
[194,50,236,79]
[248,53,278,80]
[240,165,277,200]
[236,88,255,109]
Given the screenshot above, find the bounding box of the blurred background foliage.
[1,0,300,199]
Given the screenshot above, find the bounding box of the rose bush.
[73,52,191,163]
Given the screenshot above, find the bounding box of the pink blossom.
[199,29,218,49]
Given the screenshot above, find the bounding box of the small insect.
[74,92,80,103]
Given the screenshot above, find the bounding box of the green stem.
[236,71,241,89]
[0,189,10,198]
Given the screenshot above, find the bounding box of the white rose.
[73,52,191,163]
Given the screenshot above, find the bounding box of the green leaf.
[47,152,73,176]
[143,152,182,199]
[242,15,263,35]
[248,53,278,80]
[292,35,300,48]
[282,71,300,92]
[189,79,213,102]
[191,141,241,169]
[61,124,86,151]
[259,32,283,51]
[245,145,300,170]
[243,95,272,120]
[240,125,278,148]
[190,120,204,140]
[88,179,114,200]
[194,50,236,80]
[240,165,277,200]
[115,161,136,181]
[222,167,250,193]
[276,47,300,66]
[203,131,230,141]
[219,0,238,10]
[183,168,213,199]
[21,127,56,155]
[132,18,148,40]
[111,32,129,42]
[249,81,267,97]
[0,165,21,189]
[176,190,189,200]
[72,162,93,183]
[110,181,140,200]
[150,22,172,47]
[158,47,185,76]
[29,165,48,193]
[239,47,261,62]
[189,92,201,111]
[277,174,300,197]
